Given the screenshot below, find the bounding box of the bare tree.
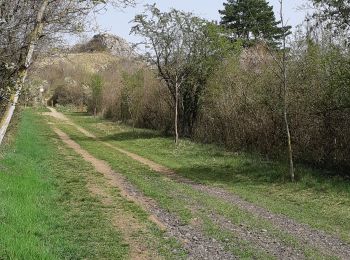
[132,6,198,144]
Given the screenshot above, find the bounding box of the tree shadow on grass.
[49,126,350,193]
[174,160,288,187]
[174,160,350,194]
[70,112,89,116]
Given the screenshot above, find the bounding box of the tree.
[180,23,231,136]
[279,0,295,181]
[0,0,49,144]
[132,5,230,143]
[264,0,295,181]
[219,0,290,47]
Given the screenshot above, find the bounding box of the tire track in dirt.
[87,182,156,260]
[168,189,305,260]
[52,127,236,260]
[45,108,350,259]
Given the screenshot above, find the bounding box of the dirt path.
[173,190,305,259]
[87,181,155,260]
[44,107,96,138]
[53,127,236,260]
[44,108,350,259]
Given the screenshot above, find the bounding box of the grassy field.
[0,109,182,259]
[62,111,350,245]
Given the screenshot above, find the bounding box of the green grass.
[0,109,184,259]
[0,109,127,259]
[56,116,335,259]
[62,111,350,244]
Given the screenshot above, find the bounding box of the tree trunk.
[0,0,49,146]
[280,0,295,181]
[284,106,295,181]
[175,82,179,145]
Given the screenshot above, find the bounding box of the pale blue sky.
[90,0,308,43]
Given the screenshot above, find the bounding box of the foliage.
[121,70,144,127]
[29,3,350,173]
[219,0,291,47]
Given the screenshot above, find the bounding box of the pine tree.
[219,0,290,47]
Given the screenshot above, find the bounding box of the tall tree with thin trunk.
[254,0,295,181]
[279,0,295,181]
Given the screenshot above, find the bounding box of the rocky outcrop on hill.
[73,33,136,58]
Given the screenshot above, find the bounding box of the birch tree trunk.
[0,0,49,145]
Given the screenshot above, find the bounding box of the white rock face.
[75,33,136,58]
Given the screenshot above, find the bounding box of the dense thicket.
[196,41,350,171]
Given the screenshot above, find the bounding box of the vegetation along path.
[42,107,350,259]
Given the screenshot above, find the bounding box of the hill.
[72,33,137,58]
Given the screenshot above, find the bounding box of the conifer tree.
[219,0,290,47]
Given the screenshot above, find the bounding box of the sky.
[84,0,309,44]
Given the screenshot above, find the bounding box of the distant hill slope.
[28,34,144,107]
[33,52,120,74]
